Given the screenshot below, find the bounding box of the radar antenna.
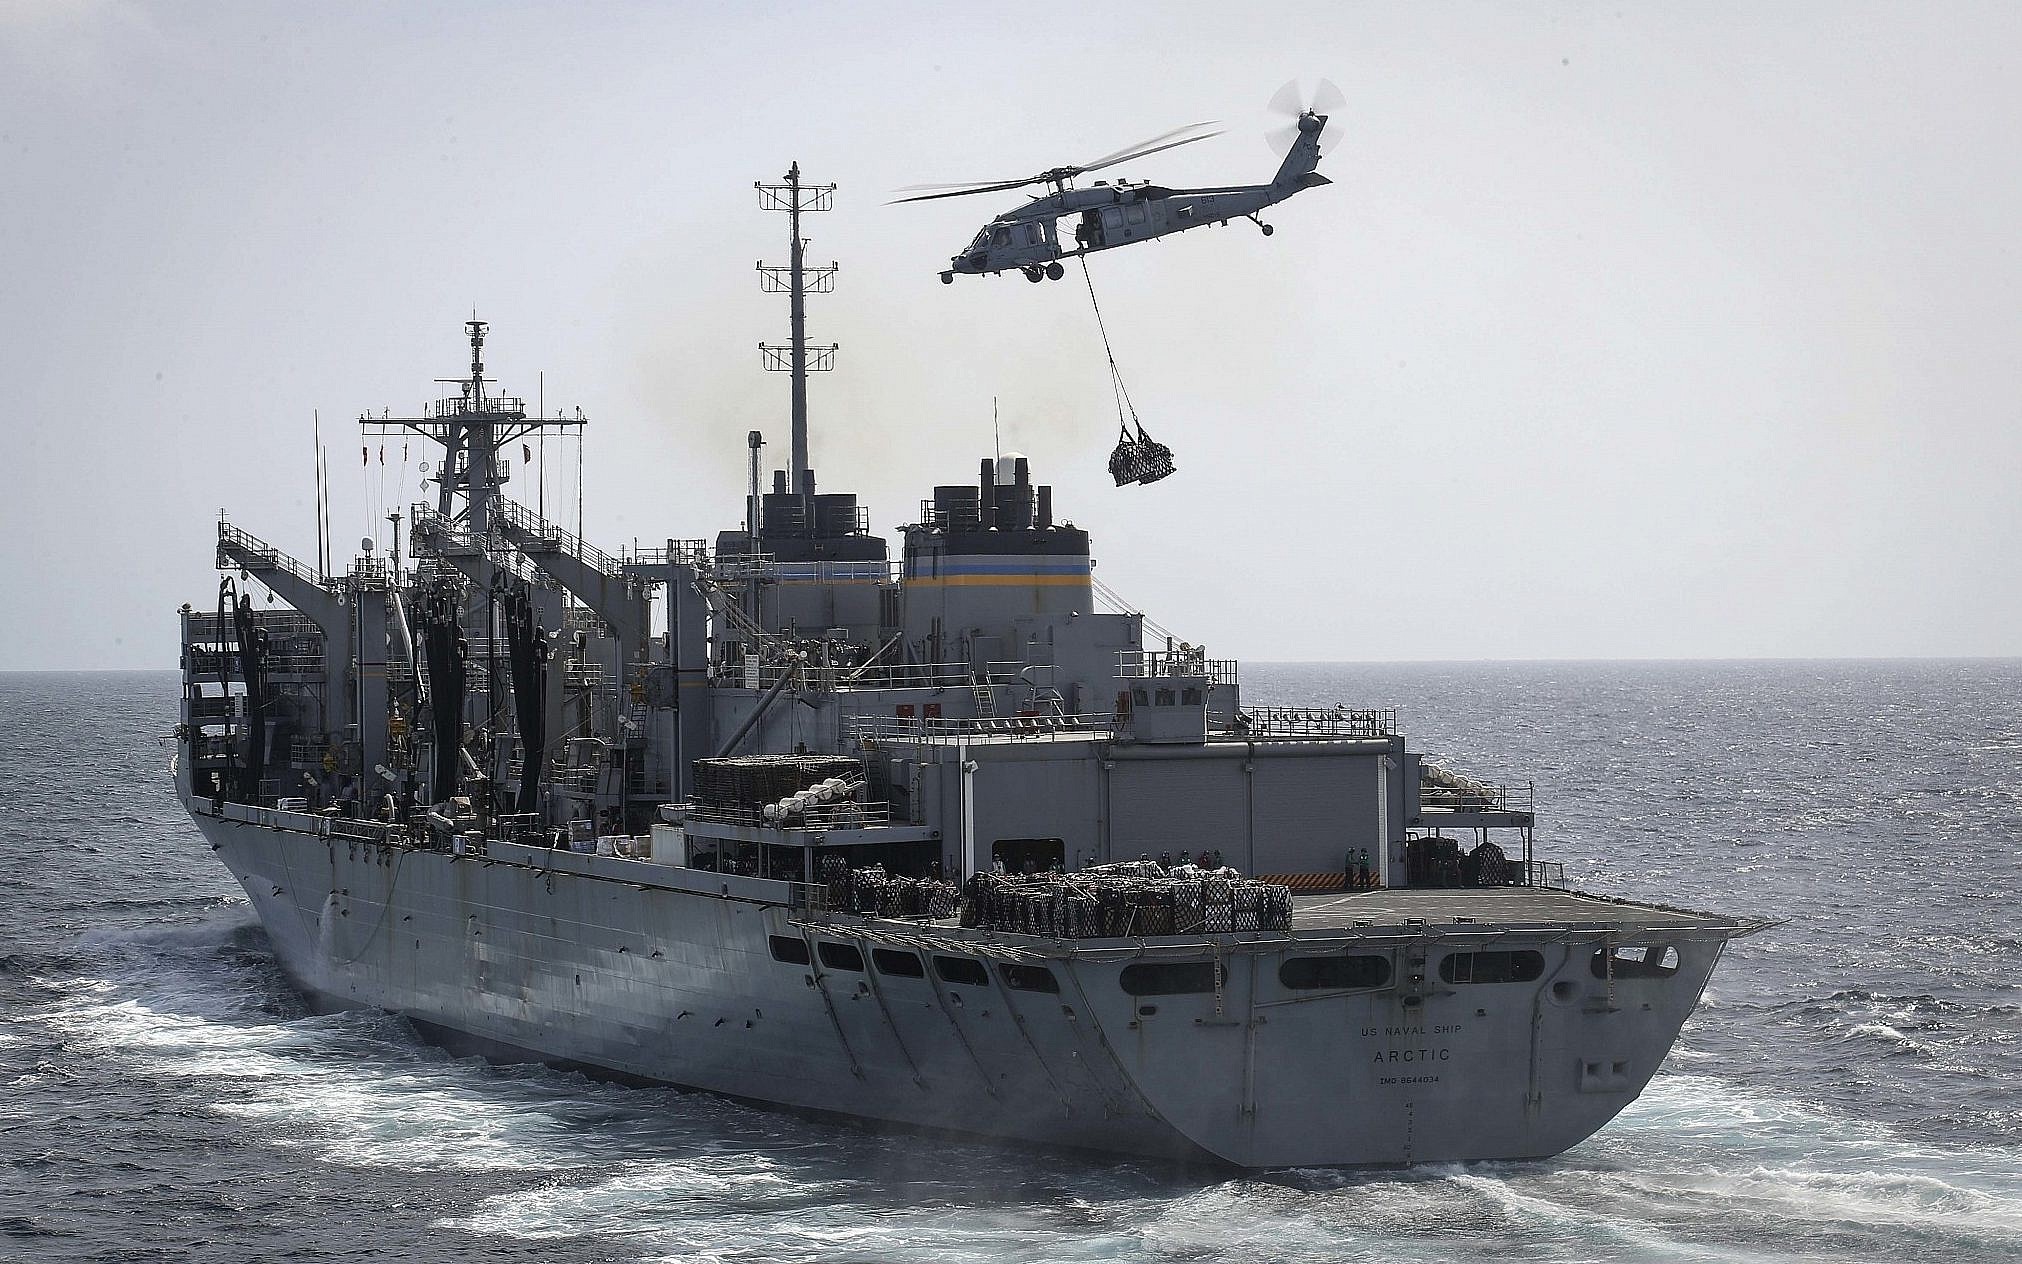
[363,319,585,535]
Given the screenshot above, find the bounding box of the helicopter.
[896,85,1339,284]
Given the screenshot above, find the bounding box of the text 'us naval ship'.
[173,165,1767,1169]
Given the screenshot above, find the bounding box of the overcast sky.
[4,1,2019,669]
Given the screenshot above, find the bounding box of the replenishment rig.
[173,166,1765,1167]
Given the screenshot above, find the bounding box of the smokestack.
[1036,485,1052,529]
[1014,456,1030,488]
[979,458,996,529]
[773,469,787,494]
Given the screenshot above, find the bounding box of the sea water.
[1,665,2016,1262]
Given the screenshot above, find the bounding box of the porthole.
[933,955,989,987]
[1438,950,1545,985]
[1120,961,1220,996]
[816,941,865,972]
[1279,954,1391,991]
[872,948,925,978]
[1590,944,1680,979]
[999,963,1059,993]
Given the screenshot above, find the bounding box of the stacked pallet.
[820,858,959,920]
[959,861,1293,939]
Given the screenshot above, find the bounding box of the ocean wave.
[0,1214,74,1241]
[1842,1022,1934,1055]
[1604,1163,2022,1238]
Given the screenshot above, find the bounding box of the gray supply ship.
[173,164,1767,1168]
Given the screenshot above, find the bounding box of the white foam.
[36,961,605,1173]
[388,1070,2022,1257]
[1619,1164,2022,1236]
[1846,1020,1931,1052]
[1448,1169,1768,1263]
[1571,1075,2022,1236]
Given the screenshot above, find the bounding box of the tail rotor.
[1266,77,1345,155]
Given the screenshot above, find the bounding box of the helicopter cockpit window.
[1126,203,1146,226]
[992,226,1011,249]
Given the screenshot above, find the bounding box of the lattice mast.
[756,163,838,500]
[364,319,586,536]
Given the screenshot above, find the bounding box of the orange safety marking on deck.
[1258,873,1350,892]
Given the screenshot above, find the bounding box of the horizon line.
[5,653,2021,674]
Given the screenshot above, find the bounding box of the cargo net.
[1404,837,1521,888]
[1108,420,1176,487]
[1083,259,1176,488]
[820,857,960,920]
[693,755,861,813]
[960,860,1293,938]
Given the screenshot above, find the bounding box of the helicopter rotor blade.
[1264,78,1344,153]
[892,118,1226,205]
[1269,79,1307,119]
[1079,126,1223,178]
[1077,121,1221,174]
[889,177,1046,205]
[1270,78,1345,119]
[895,178,1038,193]
[1310,77,1346,117]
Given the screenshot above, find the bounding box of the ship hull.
[191,804,1727,1169]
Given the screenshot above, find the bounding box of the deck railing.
[217,520,327,591]
[1116,650,1238,686]
[786,881,833,923]
[736,659,975,691]
[1225,706,1399,739]
[429,393,524,418]
[846,712,1115,742]
[622,540,711,568]
[1525,861,1567,890]
[1421,764,1535,814]
[492,497,621,577]
[687,799,894,829]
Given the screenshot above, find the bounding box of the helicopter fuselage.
[940,113,1331,283]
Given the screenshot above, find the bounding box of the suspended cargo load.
[1108,420,1177,487]
[1075,258,1179,488]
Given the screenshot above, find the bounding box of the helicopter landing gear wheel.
[1023,266,1044,283]
[1046,261,1065,280]
[940,271,955,285]
[1261,223,1274,236]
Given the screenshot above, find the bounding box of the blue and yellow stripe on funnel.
[904,557,1093,588]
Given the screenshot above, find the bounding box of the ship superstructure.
[173,166,1766,1168]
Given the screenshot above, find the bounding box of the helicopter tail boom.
[1269,113,1328,194]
